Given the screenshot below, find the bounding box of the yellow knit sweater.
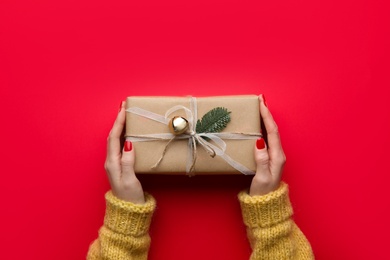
[87,183,314,259]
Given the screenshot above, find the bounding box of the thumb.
[254,138,270,173]
[121,141,136,176]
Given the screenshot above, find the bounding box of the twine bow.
[126,97,261,175]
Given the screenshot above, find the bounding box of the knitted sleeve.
[238,183,314,260]
[87,191,156,260]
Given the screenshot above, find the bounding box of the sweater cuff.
[104,191,156,236]
[238,182,293,228]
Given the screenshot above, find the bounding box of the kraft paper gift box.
[125,95,261,175]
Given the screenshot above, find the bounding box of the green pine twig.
[196,107,231,134]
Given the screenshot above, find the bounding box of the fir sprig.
[196,107,231,133]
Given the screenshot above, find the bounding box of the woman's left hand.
[104,101,145,204]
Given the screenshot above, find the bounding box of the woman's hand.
[250,95,286,196]
[104,101,145,204]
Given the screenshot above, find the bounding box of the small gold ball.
[169,116,189,135]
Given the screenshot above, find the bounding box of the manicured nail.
[124,141,132,152]
[262,94,268,107]
[256,138,265,149]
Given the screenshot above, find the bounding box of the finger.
[258,95,284,156]
[251,137,282,196]
[251,139,273,196]
[121,141,136,179]
[107,101,126,160]
[254,138,270,174]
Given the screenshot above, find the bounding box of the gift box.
[125,95,261,175]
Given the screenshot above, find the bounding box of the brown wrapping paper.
[125,95,260,174]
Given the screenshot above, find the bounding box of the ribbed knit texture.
[87,191,156,260]
[87,184,314,259]
[238,182,314,260]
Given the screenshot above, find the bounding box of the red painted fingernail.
[256,138,265,149]
[262,94,268,107]
[124,141,132,152]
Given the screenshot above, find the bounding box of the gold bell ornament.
[169,116,189,135]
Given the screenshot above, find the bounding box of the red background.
[1,1,389,259]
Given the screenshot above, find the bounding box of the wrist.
[249,178,280,196]
[112,180,145,204]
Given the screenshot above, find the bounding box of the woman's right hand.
[250,95,286,196]
[104,101,145,204]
